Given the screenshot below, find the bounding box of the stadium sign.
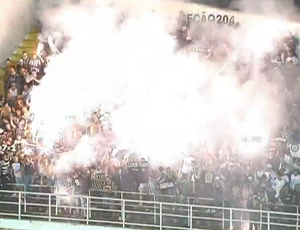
[186,12,240,28]
[291,144,300,152]
[103,0,300,35]
[288,143,300,158]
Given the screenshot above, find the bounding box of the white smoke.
[30,3,284,166]
[55,135,96,173]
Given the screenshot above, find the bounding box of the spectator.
[0,154,12,190]
[247,195,260,230]
[23,155,35,192]
[18,67,27,93]
[0,95,5,108]
[285,31,299,56]
[200,161,215,198]
[290,170,300,190]
[90,168,104,191]
[177,10,187,32]
[213,176,225,206]
[25,71,40,86]
[4,58,11,81]
[17,51,30,74]
[22,84,30,101]
[149,170,160,195]
[9,83,18,100]
[6,92,15,108]
[37,154,53,186]
[286,51,299,64]
[12,156,22,185]
[28,54,42,81]
[5,66,20,93]
[273,175,285,200]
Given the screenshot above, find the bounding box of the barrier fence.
[9,183,216,205]
[0,188,298,229]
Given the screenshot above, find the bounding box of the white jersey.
[291,174,300,189]
[182,156,194,174]
[9,88,18,98]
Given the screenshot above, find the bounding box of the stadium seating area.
[1,8,300,230]
[0,28,39,95]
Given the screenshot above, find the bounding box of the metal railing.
[0,189,298,230]
[9,183,216,205]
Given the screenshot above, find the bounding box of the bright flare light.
[55,135,96,173]
[236,107,269,156]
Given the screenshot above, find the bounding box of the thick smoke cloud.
[0,0,36,65]
[31,2,289,165]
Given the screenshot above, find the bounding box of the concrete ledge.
[0,219,134,230]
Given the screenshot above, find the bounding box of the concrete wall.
[0,0,38,66]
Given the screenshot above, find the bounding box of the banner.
[111,0,300,35]
[159,181,175,190]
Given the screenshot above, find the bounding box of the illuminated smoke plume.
[30,2,290,167]
[55,135,96,173]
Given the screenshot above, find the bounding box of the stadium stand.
[0,28,40,96]
[0,1,300,230]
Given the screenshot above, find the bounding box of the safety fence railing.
[0,189,298,230]
[9,183,216,205]
[6,183,300,230]
[10,184,300,207]
[89,189,216,205]
[261,202,299,230]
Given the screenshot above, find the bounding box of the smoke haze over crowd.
[30,1,296,166]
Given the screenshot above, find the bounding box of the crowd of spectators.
[0,10,300,230]
[176,11,300,65]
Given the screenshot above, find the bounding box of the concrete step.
[15,47,36,55]
[0,28,40,96]
[26,33,39,40]
[22,39,38,48]
[31,28,41,33]
[0,68,4,77]
[11,54,22,63]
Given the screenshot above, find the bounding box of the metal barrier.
[261,202,299,230]
[9,183,216,206]
[9,184,300,229]
[0,189,298,230]
[89,189,215,205]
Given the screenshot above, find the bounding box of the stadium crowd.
[0,10,300,230]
